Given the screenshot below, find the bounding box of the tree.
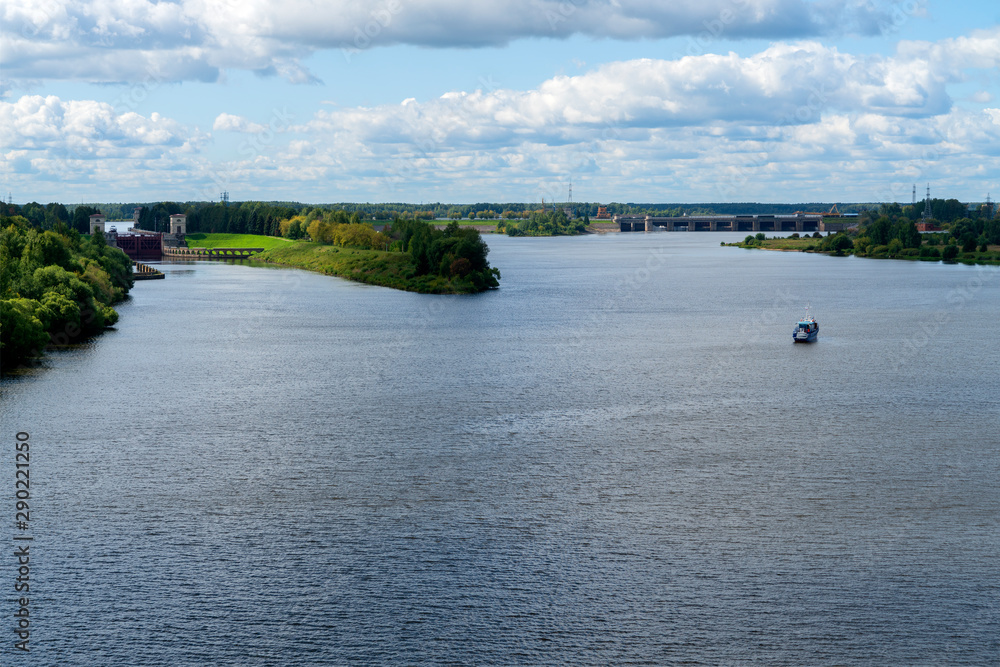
[21,202,45,228]
[1,298,50,363]
[865,216,892,246]
[942,244,959,260]
[71,206,100,234]
[985,218,1000,244]
[898,221,921,249]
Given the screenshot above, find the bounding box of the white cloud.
[295,33,1000,149]
[213,113,268,134]
[1,0,915,83]
[5,29,1000,203]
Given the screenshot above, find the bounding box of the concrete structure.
[613,213,848,233]
[89,213,106,234]
[169,214,187,235]
[163,247,265,259]
[133,261,165,280]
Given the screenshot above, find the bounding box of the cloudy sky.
[2,0,999,205]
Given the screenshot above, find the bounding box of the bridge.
[162,247,265,259]
[615,214,855,233]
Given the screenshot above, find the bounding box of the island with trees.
[251,214,500,294]
[500,208,590,236]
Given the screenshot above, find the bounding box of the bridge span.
[162,247,266,259]
[615,214,854,233]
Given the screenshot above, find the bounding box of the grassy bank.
[251,242,491,294]
[184,233,295,250]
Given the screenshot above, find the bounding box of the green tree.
[897,221,921,249]
[865,216,893,246]
[1,298,50,363]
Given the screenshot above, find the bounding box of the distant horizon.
[18,198,989,210]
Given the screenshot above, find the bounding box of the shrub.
[755,232,766,241]
[901,248,919,256]
[870,245,889,257]
[941,244,959,260]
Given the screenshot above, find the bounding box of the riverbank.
[725,235,1000,265]
[250,242,493,294]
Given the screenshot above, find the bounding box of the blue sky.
[2,0,999,205]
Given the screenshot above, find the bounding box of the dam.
[615,213,855,233]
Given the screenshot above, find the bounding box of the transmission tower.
[220,191,230,206]
[922,184,931,220]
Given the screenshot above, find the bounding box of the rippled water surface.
[3,233,999,665]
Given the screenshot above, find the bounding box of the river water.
[3,233,999,665]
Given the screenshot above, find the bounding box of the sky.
[2,0,1000,205]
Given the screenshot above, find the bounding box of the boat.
[793,307,819,343]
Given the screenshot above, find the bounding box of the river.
[2,232,998,664]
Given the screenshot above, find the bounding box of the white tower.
[89,213,106,234]
[169,214,187,235]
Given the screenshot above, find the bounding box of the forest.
[1,213,133,370]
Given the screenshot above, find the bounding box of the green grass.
[251,242,487,294]
[754,237,819,250]
[723,237,819,250]
[184,233,295,250]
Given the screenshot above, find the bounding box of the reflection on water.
[3,233,998,665]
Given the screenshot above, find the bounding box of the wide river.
[3,233,998,665]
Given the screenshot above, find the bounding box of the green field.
[183,233,295,250]
[251,242,488,294]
